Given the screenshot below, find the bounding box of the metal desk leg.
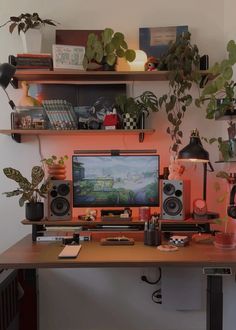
[207,275,223,330]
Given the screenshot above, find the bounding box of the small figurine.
[103,108,119,130]
[84,208,97,221]
[144,57,159,71]
[168,156,185,180]
[18,81,42,107]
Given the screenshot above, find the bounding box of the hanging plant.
[157,31,201,155]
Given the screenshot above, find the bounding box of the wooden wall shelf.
[12,69,214,87]
[0,128,154,143]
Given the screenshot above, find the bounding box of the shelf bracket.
[139,132,145,142]
[10,112,21,142]
[11,133,21,143]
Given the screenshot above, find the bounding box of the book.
[42,99,78,130]
[9,55,52,69]
[17,53,52,58]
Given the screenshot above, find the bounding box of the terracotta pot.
[214,232,235,249]
[47,164,66,180]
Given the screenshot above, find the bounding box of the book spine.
[17,53,52,58]
[43,101,57,129]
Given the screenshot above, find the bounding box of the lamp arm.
[3,88,15,110]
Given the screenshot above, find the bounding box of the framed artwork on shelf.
[139,25,188,59]
[52,44,85,70]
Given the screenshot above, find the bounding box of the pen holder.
[144,229,161,246]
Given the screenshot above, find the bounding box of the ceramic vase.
[20,29,42,53]
[48,164,66,180]
[122,113,137,129]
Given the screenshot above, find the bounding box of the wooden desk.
[0,234,235,330]
[0,234,235,269]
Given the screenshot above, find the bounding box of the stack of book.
[42,99,78,130]
[9,53,53,70]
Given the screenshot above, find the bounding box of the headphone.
[227,185,236,219]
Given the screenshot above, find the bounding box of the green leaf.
[195,98,201,107]
[106,53,116,66]
[202,82,218,96]
[31,166,44,187]
[125,49,136,62]
[215,76,225,90]
[222,66,233,80]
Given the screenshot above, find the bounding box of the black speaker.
[161,180,191,220]
[227,185,236,219]
[48,180,72,220]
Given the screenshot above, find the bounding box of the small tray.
[100,237,134,245]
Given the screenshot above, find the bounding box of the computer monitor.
[72,154,160,208]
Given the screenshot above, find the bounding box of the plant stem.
[0,20,11,28]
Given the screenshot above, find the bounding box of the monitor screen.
[72,155,160,207]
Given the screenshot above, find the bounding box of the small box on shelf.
[11,107,50,130]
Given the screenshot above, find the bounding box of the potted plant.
[2,166,52,221]
[0,12,58,53]
[157,31,201,156]
[213,172,236,249]
[82,28,136,71]
[41,155,68,180]
[196,40,236,161]
[115,91,159,129]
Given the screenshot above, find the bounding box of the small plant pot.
[214,232,235,249]
[48,164,66,180]
[25,202,44,221]
[122,114,137,129]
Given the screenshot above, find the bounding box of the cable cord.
[152,288,162,304]
[141,268,162,304]
[141,267,162,285]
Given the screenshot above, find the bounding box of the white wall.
[0,1,235,330]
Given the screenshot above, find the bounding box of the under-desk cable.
[141,267,162,304]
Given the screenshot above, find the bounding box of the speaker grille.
[163,197,183,216]
[48,180,72,220]
[50,197,70,216]
[161,180,191,220]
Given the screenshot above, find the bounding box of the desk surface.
[1,235,236,269]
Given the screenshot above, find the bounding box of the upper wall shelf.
[12,69,214,87]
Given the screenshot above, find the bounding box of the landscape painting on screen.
[72,155,159,207]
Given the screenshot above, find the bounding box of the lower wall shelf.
[0,128,155,143]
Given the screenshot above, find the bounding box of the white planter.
[20,29,42,53]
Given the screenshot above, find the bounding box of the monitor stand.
[101,208,132,221]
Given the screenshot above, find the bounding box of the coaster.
[157,244,178,252]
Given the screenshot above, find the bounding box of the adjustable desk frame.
[0,234,233,330]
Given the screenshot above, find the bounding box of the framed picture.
[139,25,188,58]
[52,44,85,70]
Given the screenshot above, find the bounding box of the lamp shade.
[0,63,16,89]
[128,50,147,71]
[178,130,209,162]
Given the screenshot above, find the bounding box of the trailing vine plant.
[157,32,201,156]
[196,40,236,161]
